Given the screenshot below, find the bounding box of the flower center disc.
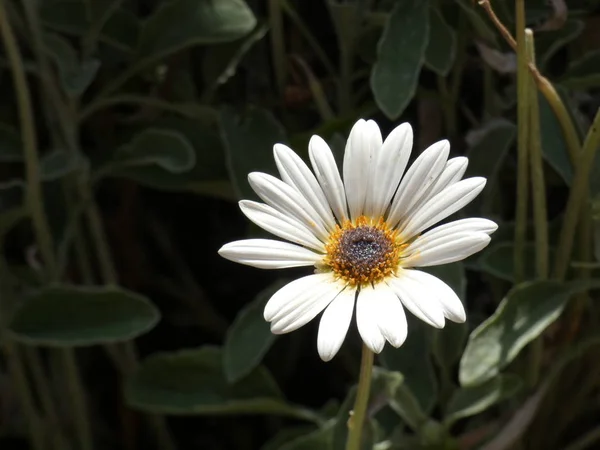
[325,216,401,286]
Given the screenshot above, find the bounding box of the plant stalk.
[514,0,529,284]
[268,0,286,96]
[345,344,374,450]
[4,341,46,450]
[0,0,56,277]
[553,108,600,280]
[525,30,549,281]
[0,5,94,448]
[478,0,580,163]
[61,349,93,450]
[525,29,547,388]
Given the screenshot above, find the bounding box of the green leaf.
[279,422,334,450]
[381,369,430,432]
[202,23,268,89]
[260,427,321,450]
[370,0,429,120]
[109,129,196,178]
[138,0,257,63]
[424,8,456,76]
[40,150,88,181]
[425,264,468,373]
[223,281,287,383]
[103,117,228,193]
[380,316,437,414]
[332,371,392,450]
[560,49,600,89]
[126,346,321,421]
[0,124,22,162]
[44,33,100,97]
[478,242,535,282]
[220,107,286,200]
[8,285,160,347]
[40,0,139,52]
[536,20,584,70]
[444,374,522,425]
[459,279,600,386]
[539,92,573,185]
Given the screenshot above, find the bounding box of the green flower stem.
[0,0,56,278]
[514,0,529,284]
[478,0,581,163]
[525,29,547,388]
[0,5,93,450]
[4,342,45,450]
[82,0,125,58]
[525,30,549,281]
[553,108,600,280]
[268,0,286,96]
[84,195,177,450]
[61,349,93,450]
[345,344,374,450]
[24,347,70,450]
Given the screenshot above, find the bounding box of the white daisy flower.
[219,119,497,361]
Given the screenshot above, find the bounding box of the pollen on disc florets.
[324,216,404,286]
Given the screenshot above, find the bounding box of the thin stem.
[23,347,69,450]
[84,196,177,450]
[514,0,529,284]
[86,200,118,284]
[4,342,45,450]
[0,6,97,448]
[60,349,93,450]
[525,29,547,388]
[437,76,456,138]
[553,108,600,280]
[478,0,581,163]
[526,30,549,281]
[82,0,125,58]
[281,0,337,83]
[79,94,216,123]
[268,0,286,96]
[0,0,56,276]
[345,344,374,450]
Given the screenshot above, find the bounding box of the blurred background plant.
[0,0,600,449]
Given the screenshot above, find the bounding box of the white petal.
[402,270,466,323]
[317,287,356,361]
[355,287,386,353]
[387,140,450,227]
[248,172,330,241]
[387,274,445,328]
[375,283,408,347]
[218,239,322,269]
[273,144,336,231]
[419,157,469,206]
[309,135,349,223]
[343,120,383,220]
[364,123,413,218]
[403,232,491,267]
[415,218,498,239]
[403,218,498,257]
[400,177,487,239]
[270,276,345,334]
[264,273,332,321]
[239,200,325,252]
